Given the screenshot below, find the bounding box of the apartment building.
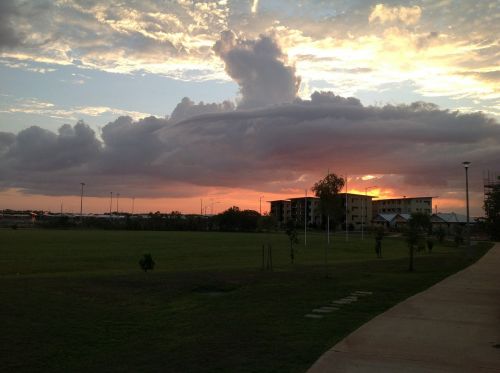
[269,197,321,226]
[269,193,373,229]
[372,197,432,215]
[339,193,374,229]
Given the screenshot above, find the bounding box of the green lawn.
[0,229,492,372]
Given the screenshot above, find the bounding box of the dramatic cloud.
[0,0,22,48]
[3,122,100,171]
[1,93,498,201]
[0,1,498,118]
[213,30,301,109]
[369,4,422,25]
[170,97,235,123]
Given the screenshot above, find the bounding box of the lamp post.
[259,196,264,215]
[109,192,113,216]
[362,186,377,240]
[463,161,471,255]
[304,189,307,247]
[80,182,85,220]
[345,175,348,242]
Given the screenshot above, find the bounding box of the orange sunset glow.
[0,1,498,217]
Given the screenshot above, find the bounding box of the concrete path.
[308,243,500,373]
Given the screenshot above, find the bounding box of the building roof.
[288,196,320,201]
[338,192,374,198]
[432,212,468,224]
[373,196,433,202]
[373,213,398,222]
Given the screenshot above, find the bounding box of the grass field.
[0,229,492,372]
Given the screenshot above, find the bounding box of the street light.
[463,161,471,255]
[80,182,85,220]
[362,186,377,240]
[109,192,113,216]
[259,196,264,215]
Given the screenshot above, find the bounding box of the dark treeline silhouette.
[32,207,278,232]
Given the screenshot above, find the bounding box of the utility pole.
[304,189,307,247]
[362,186,377,240]
[463,161,471,255]
[345,175,348,242]
[80,182,85,220]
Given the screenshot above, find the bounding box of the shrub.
[427,238,434,253]
[139,254,155,272]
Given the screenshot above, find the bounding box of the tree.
[427,238,434,253]
[484,180,500,240]
[453,225,464,247]
[139,253,155,272]
[216,206,260,231]
[285,220,299,264]
[374,227,384,258]
[405,213,431,271]
[311,173,345,244]
[434,225,446,243]
[258,213,278,232]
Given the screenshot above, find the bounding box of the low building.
[372,213,411,230]
[0,213,36,228]
[373,213,398,229]
[373,197,432,215]
[431,212,468,234]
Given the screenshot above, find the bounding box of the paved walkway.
[308,243,500,373]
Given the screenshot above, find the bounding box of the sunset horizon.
[1,1,498,217]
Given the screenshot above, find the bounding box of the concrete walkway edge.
[308,243,500,372]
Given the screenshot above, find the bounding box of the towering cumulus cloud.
[213,30,301,109]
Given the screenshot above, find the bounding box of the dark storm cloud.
[213,30,301,109]
[160,93,500,190]
[1,92,498,197]
[2,121,101,171]
[0,0,23,48]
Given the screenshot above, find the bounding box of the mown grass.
[0,229,492,372]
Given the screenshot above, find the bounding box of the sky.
[0,0,499,216]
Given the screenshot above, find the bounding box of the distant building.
[373,213,411,229]
[289,197,322,226]
[372,197,432,215]
[0,212,36,228]
[431,212,468,234]
[269,199,291,225]
[372,213,398,229]
[269,193,373,229]
[339,193,374,230]
[269,197,321,226]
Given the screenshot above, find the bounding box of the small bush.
[427,239,434,253]
[139,253,155,272]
